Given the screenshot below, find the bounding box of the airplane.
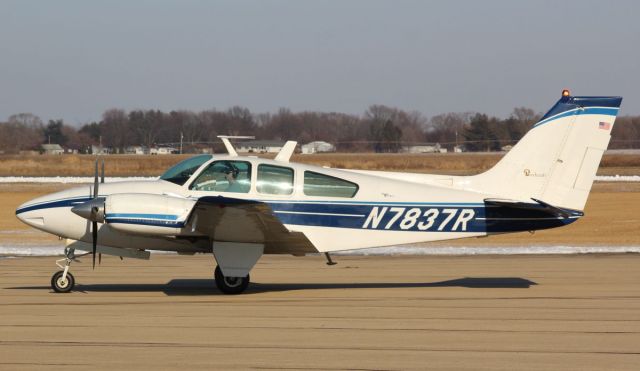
[16,90,622,294]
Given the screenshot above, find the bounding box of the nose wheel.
[214,265,249,294]
[51,247,77,293]
[51,270,75,293]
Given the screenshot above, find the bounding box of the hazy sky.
[1,0,638,125]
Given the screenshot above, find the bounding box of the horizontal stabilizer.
[484,198,583,219]
[482,198,584,234]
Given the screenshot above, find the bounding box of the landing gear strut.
[214,265,249,295]
[51,248,76,293]
[211,242,262,295]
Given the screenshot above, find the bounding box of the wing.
[189,196,318,255]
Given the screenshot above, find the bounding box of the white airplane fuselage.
[16,154,584,254]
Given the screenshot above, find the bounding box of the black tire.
[214,265,249,295]
[51,270,75,293]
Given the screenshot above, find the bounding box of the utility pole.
[454,129,458,152]
[180,132,183,154]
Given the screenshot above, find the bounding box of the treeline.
[1,106,640,154]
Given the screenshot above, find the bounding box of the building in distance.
[41,144,64,155]
[150,147,178,155]
[301,141,336,154]
[125,146,149,155]
[236,140,286,154]
[91,145,112,155]
[402,143,447,154]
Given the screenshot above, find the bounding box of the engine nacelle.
[104,193,196,236]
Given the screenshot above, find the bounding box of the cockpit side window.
[303,171,359,198]
[160,155,213,186]
[189,160,252,193]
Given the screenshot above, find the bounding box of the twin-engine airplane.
[16,91,622,294]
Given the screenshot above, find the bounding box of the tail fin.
[470,92,622,211]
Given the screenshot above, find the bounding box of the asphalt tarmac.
[1,254,639,370]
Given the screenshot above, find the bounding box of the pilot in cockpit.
[191,161,248,193]
[222,164,241,192]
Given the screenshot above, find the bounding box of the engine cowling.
[104,193,197,236]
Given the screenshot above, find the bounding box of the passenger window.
[257,164,294,195]
[189,161,252,193]
[303,171,358,198]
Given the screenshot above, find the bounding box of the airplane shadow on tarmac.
[7,277,537,296]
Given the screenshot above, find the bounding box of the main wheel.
[51,270,75,293]
[214,265,249,295]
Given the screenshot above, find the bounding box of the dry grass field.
[0,154,183,177]
[0,152,639,177]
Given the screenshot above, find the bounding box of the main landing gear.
[214,265,249,295]
[51,247,76,293]
[212,242,263,295]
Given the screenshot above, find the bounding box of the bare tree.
[0,113,44,153]
[101,108,129,152]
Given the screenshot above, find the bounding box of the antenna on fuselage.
[324,252,337,266]
[217,135,255,157]
[274,141,298,163]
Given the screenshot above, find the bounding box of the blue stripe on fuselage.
[105,218,185,228]
[15,196,580,233]
[105,213,179,220]
[15,196,93,215]
[268,203,579,233]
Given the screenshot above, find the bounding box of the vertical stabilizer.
[469,92,622,211]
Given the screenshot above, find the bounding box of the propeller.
[71,158,106,269]
[99,160,104,265]
[92,160,98,268]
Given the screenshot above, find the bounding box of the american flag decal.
[599,122,611,130]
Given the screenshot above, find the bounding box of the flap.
[190,196,317,255]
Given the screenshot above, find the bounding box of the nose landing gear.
[51,247,76,293]
[51,270,75,293]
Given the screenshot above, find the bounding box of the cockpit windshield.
[159,155,212,186]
